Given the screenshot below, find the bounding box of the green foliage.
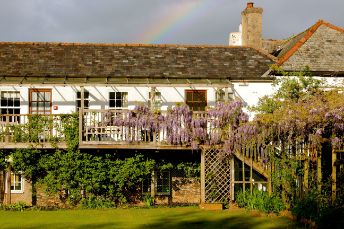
[176,162,200,178]
[142,195,155,208]
[61,113,79,151]
[236,189,285,214]
[292,190,320,221]
[12,148,43,181]
[12,148,46,206]
[252,65,323,114]
[291,187,344,227]
[41,152,155,206]
[2,202,29,211]
[0,150,7,171]
[80,195,115,209]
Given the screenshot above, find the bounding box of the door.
[29,89,52,114]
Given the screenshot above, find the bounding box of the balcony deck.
[0,109,208,150]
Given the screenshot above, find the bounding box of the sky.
[0,0,343,45]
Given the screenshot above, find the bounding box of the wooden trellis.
[201,146,231,203]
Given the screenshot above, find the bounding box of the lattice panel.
[204,147,231,203]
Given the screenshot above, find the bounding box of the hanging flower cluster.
[101,101,249,149]
[224,90,344,155]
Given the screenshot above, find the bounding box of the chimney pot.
[247,2,254,8]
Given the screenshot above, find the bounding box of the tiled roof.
[277,20,344,73]
[0,42,275,83]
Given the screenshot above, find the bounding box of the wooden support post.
[332,150,337,203]
[200,149,205,203]
[267,147,272,195]
[224,87,229,102]
[250,157,253,193]
[242,158,245,192]
[150,87,156,110]
[230,158,235,202]
[304,159,309,192]
[317,150,322,192]
[5,115,9,143]
[6,164,11,205]
[151,170,157,198]
[0,171,4,204]
[79,86,85,144]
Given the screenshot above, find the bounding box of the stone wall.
[155,177,200,205]
[171,177,200,204]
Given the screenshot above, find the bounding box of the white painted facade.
[0,82,275,115]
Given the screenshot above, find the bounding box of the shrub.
[142,195,155,208]
[292,191,319,221]
[3,202,29,211]
[80,195,115,209]
[236,189,285,214]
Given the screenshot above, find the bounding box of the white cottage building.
[1,2,343,206]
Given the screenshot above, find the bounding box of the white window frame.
[109,92,128,109]
[5,172,24,194]
[0,91,21,122]
[76,90,90,111]
[215,88,234,103]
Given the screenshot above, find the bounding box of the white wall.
[3,78,339,116]
[0,85,221,114]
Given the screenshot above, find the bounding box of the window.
[142,175,152,194]
[185,90,207,111]
[0,91,20,122]
[109,92,128,109]
[76,90,89,110]
[10,173,24,193]
[215,88,234,102]
[142,171,171,196]
[29,89,51,114]
[148,91,162,110]
[157,171,171,195]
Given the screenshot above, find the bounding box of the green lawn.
[0,207,300,229]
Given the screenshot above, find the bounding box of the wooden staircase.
[234,151,269,178]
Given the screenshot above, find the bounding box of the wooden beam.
[200,149,205,203]
[79,86,85,144]
[332,149,337,203]
[230,158,235,201]
[304,158,309,191]
[6,164,11,204]
[317,149,322,192]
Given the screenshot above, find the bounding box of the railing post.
[5,115,9,143]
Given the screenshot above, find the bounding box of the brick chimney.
[241,2,263,49]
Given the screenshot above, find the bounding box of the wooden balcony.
[0,114,68,149]
[80,109,207,149]
[0,109,208,150]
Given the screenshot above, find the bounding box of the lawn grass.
[0,206,300,229]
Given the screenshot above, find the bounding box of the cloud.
[0,0,343,44]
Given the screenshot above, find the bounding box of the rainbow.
[137,0,225,44]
